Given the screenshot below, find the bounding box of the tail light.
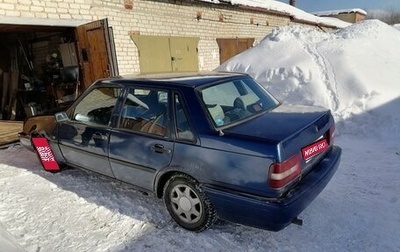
[269,154,302,189]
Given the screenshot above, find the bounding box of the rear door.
[108,86,174,191]
[75,19,119,89]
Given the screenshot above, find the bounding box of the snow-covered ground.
[1,20,400,251]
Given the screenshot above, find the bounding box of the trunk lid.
[224,104,334,171]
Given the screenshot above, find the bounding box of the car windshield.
[199,77,279,127]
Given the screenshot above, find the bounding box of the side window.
[175,94,194,141]
[119,88,169,137]
[73,87,121,126]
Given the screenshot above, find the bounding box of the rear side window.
[174,94,194,142]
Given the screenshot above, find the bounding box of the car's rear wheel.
[163,174,217,232]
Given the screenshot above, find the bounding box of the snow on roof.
[198,0,351,28]
[313,8,368,16]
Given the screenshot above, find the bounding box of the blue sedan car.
[19,72,341,232]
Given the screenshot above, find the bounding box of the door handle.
[152,144,171,154]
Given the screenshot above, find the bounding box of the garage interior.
[0,24,79,121]
[0,18,117,124]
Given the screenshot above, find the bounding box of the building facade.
[0,0,341,120]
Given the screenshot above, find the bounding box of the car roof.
[97,71,249,88]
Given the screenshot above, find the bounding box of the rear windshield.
[199,77,279,127]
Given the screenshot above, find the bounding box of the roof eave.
[290,17,339,29]
[230,4,340,29]
[236,5,291,18]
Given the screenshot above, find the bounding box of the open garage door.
[75,19,118,89]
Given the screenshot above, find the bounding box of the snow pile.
[217,20,400,139]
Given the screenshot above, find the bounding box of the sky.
[276,0,400,12]
[1,20,400,251]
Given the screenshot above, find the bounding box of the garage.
[131,35,199,73]
[217,38,255,64]
[0,18,118,122]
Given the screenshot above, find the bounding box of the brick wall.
[0,0,292,74]
[116,0,291,73]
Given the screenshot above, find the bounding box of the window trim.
[172,92,197,143]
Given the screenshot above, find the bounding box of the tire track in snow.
[302,42,340,112]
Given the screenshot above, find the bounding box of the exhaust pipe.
[292,217,303,226]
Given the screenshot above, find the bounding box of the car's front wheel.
[163,174,217,232]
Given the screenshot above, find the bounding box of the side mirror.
[55,112,69,122]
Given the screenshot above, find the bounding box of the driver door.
[58,86,122,177]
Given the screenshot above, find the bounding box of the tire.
[163,174,217,232]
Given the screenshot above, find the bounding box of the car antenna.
[219,129,224,136]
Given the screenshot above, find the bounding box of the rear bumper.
[204,146,342,231]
